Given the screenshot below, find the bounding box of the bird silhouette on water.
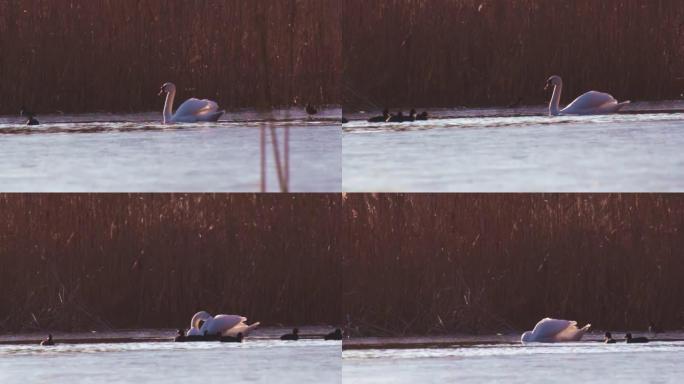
[221,332,244,343]
[20,106,39,126]
[280,328,299,341]
[40,334,55,346]
[305,104,318,118]
[324,328,342,340]
[604,332,616,344]
[625,333,649,343]
[367,109,390,123]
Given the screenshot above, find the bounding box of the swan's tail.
[206,110,224,122]
[568,323,591,341]
[242,322,260,336]
[195,110,224,122]
[615,101,631,111]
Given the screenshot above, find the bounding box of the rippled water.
[343,102,684,192]
[343,340,684,383]
[0,328,341,384]
[0,108,341,192]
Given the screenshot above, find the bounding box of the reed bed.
[0,0,341,114]
[0,194,341,332]
[343,0,684,109]
[342,194,684,336]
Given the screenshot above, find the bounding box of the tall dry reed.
[343,0,684,109]
[0,194,341,332]
[343,194,684,335]
[0,0,341,114]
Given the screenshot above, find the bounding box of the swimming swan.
[521,318,591,343]
[159,82,225,124]
[545,75,630,116]
[188,311,260,337]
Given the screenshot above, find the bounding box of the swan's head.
[191,311,213,329]
[159,82,176,96]
[545,76,562,90]
[521,331,535,343]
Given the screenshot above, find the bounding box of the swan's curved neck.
[163,89,176,124]
[549,83,562,116]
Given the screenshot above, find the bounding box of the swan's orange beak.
[158,89,165,96]
[544,83,550,91]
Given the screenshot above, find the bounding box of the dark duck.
[20,106,40,126]
[40,334,55,346]
[324,328,343,340]
[367,109,390,123]
[625,333,649,344]
[604,332,616,344]
[305,104,318,118]
[280,328,299,341]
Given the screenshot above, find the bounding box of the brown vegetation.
[0,0,341,114]
[0,194,341,332]
[343,0,684,109]
[343,194,684,335]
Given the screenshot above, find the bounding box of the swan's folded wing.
[532,318,573,339]
[564,91,617,111]
[196,99,220,116]
[224,321,260,337]
[175,98,220,117]
[554,323,590,342]
[210,314,244,334]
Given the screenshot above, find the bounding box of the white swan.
[545,75,630,116]
[159,82,225,124]
[521,318,591,343]
[188,311,260,337]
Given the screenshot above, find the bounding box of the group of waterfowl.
[17,82,321,126]
[279,327,343,341]
[367,109,429,123]
[359,74,630,124]
[604,332,649,344]
[171,311,342,343]
[521,318,654,344]
[17,74,629,127]
[172,310,259,343]
[38,311,342,347]
[160,82,324,124]
[174,328,245,343]
[34,317,660,347]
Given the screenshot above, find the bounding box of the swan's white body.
[521,318,591,343]
[160,82,224,124]
[188,311,260,337]
[546,76,630,116]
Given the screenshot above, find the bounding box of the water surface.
[0,328,341,384]
[343,102,684,192]
[0,108,341,192]
[344,339,684,383]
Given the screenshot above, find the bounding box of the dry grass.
[0,0,341,114]
[342,194,684,335]
[343,0,684,109]
[0,194,341,332]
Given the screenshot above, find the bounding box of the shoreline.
[342,333,684,350]
[0,326,341,346]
